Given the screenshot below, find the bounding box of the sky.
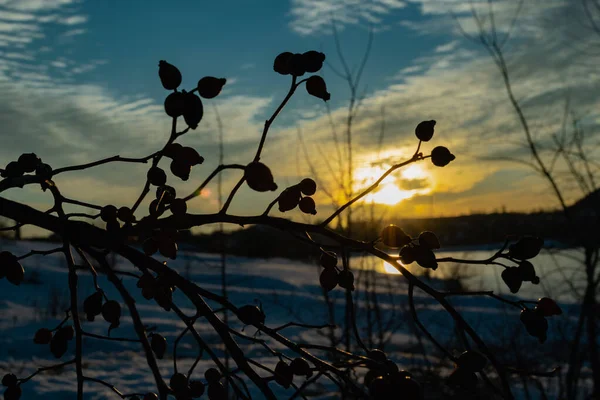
[0,0,599,236]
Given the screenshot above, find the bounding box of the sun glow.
[382,260,401,275]
[353,163,431,206]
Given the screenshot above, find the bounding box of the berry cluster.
[159,60,226,129]
[137,271,177,311]
[447,350,488,390]
[380,226,440,271]
[277,178,318,215]
[501,236,543,293]
[413,120,456,167]
[318,249,355,292]
[1,153,52,184]
[143,229,179,260]
[363,349,421,400]
[273,357,313,389]
[519,297,562,344]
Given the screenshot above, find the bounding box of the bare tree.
[455,1,600,398]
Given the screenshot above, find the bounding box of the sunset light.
[355,163,431,206]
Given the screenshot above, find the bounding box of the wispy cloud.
[288,0,406,35]
[266,0,600,216]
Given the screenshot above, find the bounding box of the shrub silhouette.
[0,50,561,400]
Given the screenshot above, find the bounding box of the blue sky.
[0,0,599,235]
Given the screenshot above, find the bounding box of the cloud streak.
[288,0,406,35]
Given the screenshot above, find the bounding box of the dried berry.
[170,159,192,181]
[415,120,436,142]
[399,245,416,265]
[102,300,121,326]
[319,268,338,292]
[278,187,302,212]
[151,334,167,359]
[274,361,293,389]
[290,357,312,377]
[100,205,118,222]
[156,185,177,203]
[197,77,226,99]
[158,60,182,90]
[204,368,221,384]
[299,196,317,215]
[1,162,24,178]
[147,167,167,186]
[319,250,337,269]
[381,225,411,248]
[509,236,543,260]
[170,373,188,392]
[189,380,205,398]
[299,178,317,196]
[183,92,204,129]
[301,51,326,73]
[273,52,294,75]
[50,334,68,358]
[164,92,186,117]
[237,305,265,325]
[2,373,17,387]
[163,143,183,159]
[35,163,53,180]
[5,259,24,286]
[338,269,355,291]
[170,198,187,216]
[306,76,330,101]
[244,162,277,192]
[431,146,455,167]
[117,206,135,223]
[83,291,104,321]
[289,53,306,76]
[149,199,166,217]
[501,267,523,294]
[413,245,437,270]
[535,297,562,317]
[179,147,204,166]
[368,349,387,364]
[418,231,440,249]
[34,328,53,344]
[518,260,537,282]
[17,153,40,173]
[520,309,548,343]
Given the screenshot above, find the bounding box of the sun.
[353,163,431,206]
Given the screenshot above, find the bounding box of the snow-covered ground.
[0,239,587,399]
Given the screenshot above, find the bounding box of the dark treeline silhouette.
[30,188,598,261]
